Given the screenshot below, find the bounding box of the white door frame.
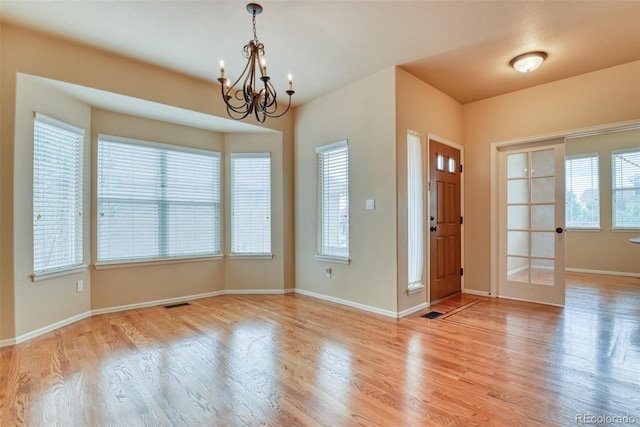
[426,133,464,303]
[489,120,640,298]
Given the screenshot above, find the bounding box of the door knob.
[430,226,437,232]
[430,216,435,221]
[555,227,564,234]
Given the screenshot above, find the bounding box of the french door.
[498,140,565,306]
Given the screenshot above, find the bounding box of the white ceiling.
[2,1,639,116]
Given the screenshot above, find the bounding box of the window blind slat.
[230,153,271,254]
[33,115,84,274]
[98,136,220,263]
[612,149,640,228]
[565,154,600,228]
[317,141,349,258]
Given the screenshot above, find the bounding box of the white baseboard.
[4,288,298,347]
[0,338,17,348]
[91,290,225,316]
[224,288,294,295]
[566,268,640,278]
[463,289,492,297]
[398,302,429,318]
[294,288,398,318]
[12,311,92,346]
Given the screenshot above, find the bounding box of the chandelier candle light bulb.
[217,2,294,122]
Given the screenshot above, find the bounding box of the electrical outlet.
[325,267,332,278]
[76,280,84,292]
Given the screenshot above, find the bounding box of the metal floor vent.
[421,311,443,319]
[164,302,190,309]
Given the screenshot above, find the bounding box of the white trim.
[91,291,225,315]
[497,295,564,308]
[228,253,274,260]
[407,283,425,295]
[315,255,351,264]
[31,264,88,282]
[224,288,294,295]
[14,311,92,345]
[94,255,223,270]
[294,288,398,318]
[566,268,640,278]
[0,338,17,348]
[98,133,219,157]
[490,119,640,300]
[398,302,429,317]
[463,289,492,297]
[316,139,348,153]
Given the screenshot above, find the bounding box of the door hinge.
[460,268,464,276]
[460,164,463,173]
[460,216,463,224]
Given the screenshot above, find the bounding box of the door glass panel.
[531,205,554,230]
[531,231,554,257]
[508,205,529,229]
[448,157,456,173]
[532,258,554,285]
[531,149,554,177]
[508,231,529,256]
[507,256,529,282]
[436,154,445,171]
[507,153,528,178]
[531,177,555,203]
[508,179,529,204]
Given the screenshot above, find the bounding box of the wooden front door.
[429,139,462,301]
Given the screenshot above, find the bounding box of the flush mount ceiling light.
[509,51,548,73]
[218,3,294,123]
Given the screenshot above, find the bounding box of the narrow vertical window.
[407,130,424,288]
[97,136,220,263]
[565,153,600,229]
[231,153,272,255]
[612,149,640,229]
[316,140,349,261]
[33,113,85,275]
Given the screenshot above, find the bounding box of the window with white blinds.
[612,149,640,229]
[230,153,271,255]
[33,114,85,274]
[565,153,600,229]
[316,140,349,260]
[97,135,221,263]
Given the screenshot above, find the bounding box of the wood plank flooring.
[1,272,639,426]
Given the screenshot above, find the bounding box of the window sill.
[95,255,223,270]
[611,228,640,232]
[315,254,350,265]
[228,253,274,260]
[407,283,425,295]
[31,264,88,282]
[566,228,601,232]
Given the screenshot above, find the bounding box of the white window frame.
[612,148,640,230]
[230,152,272,258]
[32,113,85,280]
[315,140,350,264]
[407,130,425,292]
[565,153,600,230]
[97,135,221,265]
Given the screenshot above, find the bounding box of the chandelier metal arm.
[217,3,294,122]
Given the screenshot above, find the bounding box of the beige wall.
[224,132,289,292]
[90,109,226,310]
[565,128,640,274]
[463,61,640,293]
[1,23,294,341]
[395,68,463,313]
[294,67,398,314]
[13,75,92,337]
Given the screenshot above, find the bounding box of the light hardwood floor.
[1,272,639,426]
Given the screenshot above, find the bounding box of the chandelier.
[218,3,294,123]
